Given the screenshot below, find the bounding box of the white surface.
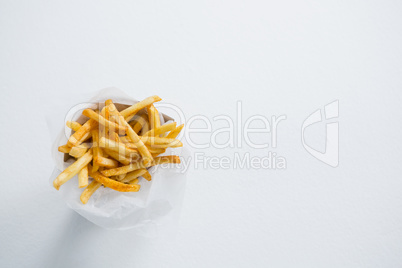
[1,1,402,267]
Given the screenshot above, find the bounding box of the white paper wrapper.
[48,88,188,234]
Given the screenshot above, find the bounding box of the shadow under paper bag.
[47,87,189,233]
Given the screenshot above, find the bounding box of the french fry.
[89,169,140,192]
[105,102,153,165]
[66,121,82,131]
[78,165,89,188]
[101,155,180,177]
[119,169,147,183]
[103,148,131,165]
[82,108,127,132]
[80,180,101,204]
[166,124,184,139]
[95,156,119,168]
[141,119,150,135]
[67,119,98,147]
[129,178,139,185]
[53,148,93,190]
[117,173,126,181]
[129,114,149,133]
[143,122,176,137]
[91,129,101,172]
[147,104,161,130]
[120,95,162,119]
[148,142,183,148]
[139,136,179,145]
[69,145,89,158]
[58,144,71,153]
[99,137,140,158]
[142,170,152,181]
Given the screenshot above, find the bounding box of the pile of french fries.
[53,96,183,204]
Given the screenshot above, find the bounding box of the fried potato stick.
[69,145,89,158]
[103,148,132,165]
[58,144,71,153]
[91,129,101,172]
[80,180,101,204]
[78,165,89,188]
[83,108,127,132]
[129,114,149,134]
[143,122,176,137]
[99,137,140,158]
[120,95,162,119]
[100,155,180,177]
[66,121,82,131]
[166,124,184,139]
[147,104,161,130]
[95,156,119,168]
[53,148,93,190]
[89,169,140,192]
[67,119,98,147]
[119,169,147,183]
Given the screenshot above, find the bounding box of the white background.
[1,1,402,267]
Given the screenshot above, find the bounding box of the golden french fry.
[166,124,184,139]
[58,144,71,153]
[148,142,183,148]
[101,155,180,177]
[119,169,147,183]
[80,180,101,204]
[143,122,176,137]
[91,129,101,172]
[117,173,126,181]
[82,108,127,132]
[69,145,89,158]
[129,178,139,185]
[145,147,165,154]
[67,119,98,147]
[89,169,140,192]
[147,104,161,130]
[53,149,93,190]
[103,148,131,165]
[78,165,89,188]
[95,156,119,168]
[141,119,150,135]
[106,102,153,165]
[139,136,178,145]
[99,137,140,158]
[142,170,152,181]
[120,95,162,119]
[66,121,82,132]
[129,114,149,133]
